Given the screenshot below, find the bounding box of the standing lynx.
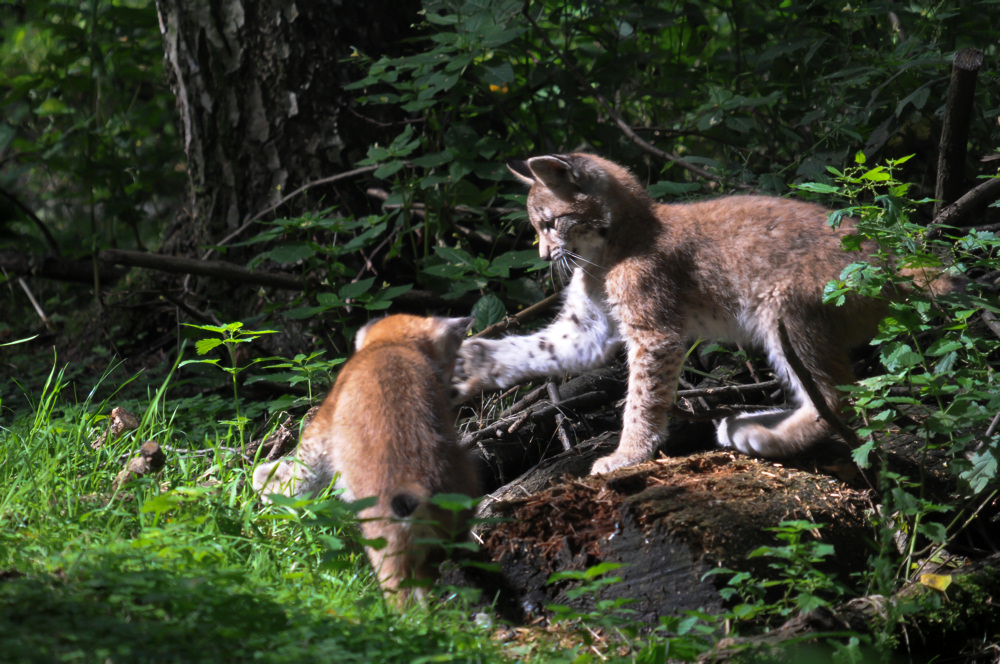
[454,153,937,475]
[254,314,479,605]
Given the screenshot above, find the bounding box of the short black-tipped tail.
[389,482,429,518]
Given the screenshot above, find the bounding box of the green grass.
[3,359,963,664]
[0,365,515,664]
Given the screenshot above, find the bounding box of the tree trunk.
[154,0,420,256]
[933,47,984,218]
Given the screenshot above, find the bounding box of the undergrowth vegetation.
[2,0,1000,661]
[0,365,509,663]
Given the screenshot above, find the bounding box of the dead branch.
[0,248,126,285]
[461,390,611,449]
[1,246,477,311]
[676,379,781,400]
[928,176,1000,236]
[101,248,306,290]
[499,385,548,419]
[547,381,574,451]
[980,311,1000,342]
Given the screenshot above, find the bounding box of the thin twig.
[17,277,49,324]
[676,379,781,400]
[461,390,609,448]
[547,381,574,452]
[499,385,548,419]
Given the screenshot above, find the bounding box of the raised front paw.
[452,338,502,400]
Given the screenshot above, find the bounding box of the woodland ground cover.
[2,1,1000,662]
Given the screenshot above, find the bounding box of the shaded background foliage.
[1,0,998,408]
[1,2,999,660]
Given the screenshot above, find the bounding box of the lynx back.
[254,314,479,605]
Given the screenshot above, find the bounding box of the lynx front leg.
[591,334,686,475]
[454,271,620,398]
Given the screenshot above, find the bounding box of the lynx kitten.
[454,153,947,475]
[254,314,479,605]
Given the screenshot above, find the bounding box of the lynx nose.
[538,236,552,261]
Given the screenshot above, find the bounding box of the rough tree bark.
[934,47,984,218]
[154,0,420,256]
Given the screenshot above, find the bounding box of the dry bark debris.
[475,448,872,624]
[113,441,167,491]
[91,407,141,450]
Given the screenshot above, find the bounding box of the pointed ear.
[526,155,578,194]
[440,316,475,340]
[433,316,474,363]
[506,160,535,186]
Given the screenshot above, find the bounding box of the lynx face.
[511,157,613,278]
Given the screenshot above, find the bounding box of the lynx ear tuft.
[507,159,534,185]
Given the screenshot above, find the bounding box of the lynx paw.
[590,449,650,476]
[716,410,793,458]
[452,338,502,399]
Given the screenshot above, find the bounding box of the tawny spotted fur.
[254,314,479,605]
[454,153,952,475]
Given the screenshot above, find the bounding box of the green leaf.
[958,448,999,494]
[860,166,890,182]
[472,294,505,331]
[647,180,703,197]
[434,245,475,266]
[916,521,947,543]
[339,277,375,300]
[795,182,841,195]
[880,343,923,372]
[266,241,316,264]
[195,338,225,355]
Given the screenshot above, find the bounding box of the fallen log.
[469,444,873,624]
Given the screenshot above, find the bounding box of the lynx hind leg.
[717,406,832,457]
[364,522,431,608]
[717,327,854,458]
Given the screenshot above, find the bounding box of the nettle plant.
[801,154,1000,582]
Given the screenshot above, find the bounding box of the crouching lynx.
[254,314,479,605]
[454,153,949,475]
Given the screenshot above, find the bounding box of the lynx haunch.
[253,314,479,605]
[454,153,953,475]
